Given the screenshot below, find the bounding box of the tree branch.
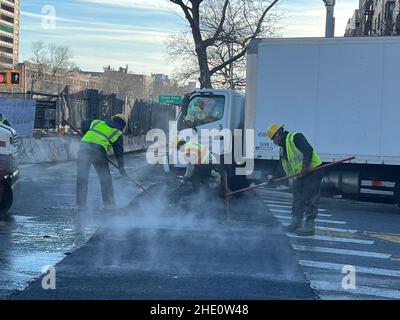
[204,0,230,47]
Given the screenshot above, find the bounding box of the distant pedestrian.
[267,123,323,236]
[0,113,11,127]
[76,114,128,212]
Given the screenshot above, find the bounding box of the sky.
[20,0,359,76]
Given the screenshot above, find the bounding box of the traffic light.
[11,72,20,84]
[0,72,7,84]
[0,70,22,85]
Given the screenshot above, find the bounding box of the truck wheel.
[0,181,13,216]
[394,181,400,208]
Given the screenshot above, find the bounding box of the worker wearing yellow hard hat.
[267,122,322,236]
[76,114,128,212]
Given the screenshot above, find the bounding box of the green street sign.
[158,95,183,105]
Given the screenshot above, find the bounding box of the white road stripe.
[281,222,358,233]
[267,203,328,213]
[274,214,347,225]
[270,208,331,217]
[299,260,400,278]
[292,245,391,259]
[309,280,400,299]
[287,234,373,245]
[263,200,292,205]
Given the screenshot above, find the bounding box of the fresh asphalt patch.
[10,190,316,300]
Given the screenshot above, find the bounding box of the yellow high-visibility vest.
[280,132,321,178]
[81,120,122,152]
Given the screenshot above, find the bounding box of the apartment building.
[345,0,400,36]
[0,0,20,69]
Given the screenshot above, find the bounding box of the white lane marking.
[270,208,331,217]
[263,200,292,205]
[287,234,373,245]
[267,203,328,213]
[309,280,400,299]
[274,214,347,225]
[54,194,98,198]
[299,260,400,278]
[281,222,358,233]
[292,245,391,259]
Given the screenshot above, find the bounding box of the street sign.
[158,95,183,105]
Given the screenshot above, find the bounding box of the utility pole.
[323,0,336,37]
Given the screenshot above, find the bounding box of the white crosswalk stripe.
[299,260,400,278]
[266,203,328,213]
[281,222,358,233]
[287,234,374,245]
[274,214,347,225]
[292,244,391,259]
[259,189,398,299]
[269,207,331,217]
[309,280,400,299]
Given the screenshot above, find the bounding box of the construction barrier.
[17,135,150,164]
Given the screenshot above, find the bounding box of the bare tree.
[48,44,74,80]
[167,0,281,89]
[29,41,74,93]
[30,41,48,91]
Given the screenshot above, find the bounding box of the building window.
[0,46,13,54]
[0,35,13,44]
[0,55,13,64]
[1,4,14,14]
[1,14,14,24]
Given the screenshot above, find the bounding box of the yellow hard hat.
[267,123,284,139]
[112,114,127,125]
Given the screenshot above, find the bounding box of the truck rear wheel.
[0,181,13,216]
[394,181,400,208]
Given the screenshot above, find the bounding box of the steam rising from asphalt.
[87,174,301,283]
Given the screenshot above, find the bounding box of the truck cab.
[174,89,248,192]
[177,89,245,156]
[0,123,19,216]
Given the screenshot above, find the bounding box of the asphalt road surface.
[1,152,400,300]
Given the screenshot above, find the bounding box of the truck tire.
[394,181,400,208]
[0,181,13,216]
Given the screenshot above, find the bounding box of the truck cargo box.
[245,37,400,165]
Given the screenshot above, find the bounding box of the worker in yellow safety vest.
[76,114,128,212]
[267,123,323,236]
[171,137,216,190]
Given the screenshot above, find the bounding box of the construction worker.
[267,124,323,236]
[171,137,215,189]
[76,114,128,211]
[0,114,11,127]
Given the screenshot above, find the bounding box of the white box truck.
[175,37,400,205]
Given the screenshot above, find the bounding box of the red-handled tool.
[225,156,355,198]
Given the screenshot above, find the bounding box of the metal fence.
[0,88,177,137]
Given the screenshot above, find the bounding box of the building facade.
[0,0,19,69]
[345,0,400,36]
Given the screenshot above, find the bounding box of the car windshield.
[178,95,225,129]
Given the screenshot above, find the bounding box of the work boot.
[286,216,302,233]
[295,219,315,236]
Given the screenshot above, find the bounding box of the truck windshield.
[178,95,225,129]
